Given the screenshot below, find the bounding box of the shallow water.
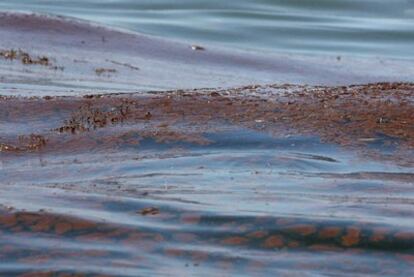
[0,0,414,58]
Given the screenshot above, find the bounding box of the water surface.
[1,84,414,276]
[1,2,414,276]
[0,0,413,58]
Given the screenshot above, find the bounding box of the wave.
[1,10,414,277]
[1,209,414,276]
[1,12,414,96]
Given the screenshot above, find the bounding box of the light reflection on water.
[0,0,413,58]
[1,128,414,275]
[0,1,414,276]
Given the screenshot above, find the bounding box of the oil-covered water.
[1,85,414,276]
[0,2,414,276]
[0,0,413,58]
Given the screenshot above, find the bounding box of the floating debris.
[0,134,47,153]
[191,45,205,51]
[95,68,117,76]
[144,112,152,120]
[139,207,160,216]
[0,49,17,59]
[107,59,140,71]
[0,49,50,66]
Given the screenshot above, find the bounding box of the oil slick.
[0,11,413,277]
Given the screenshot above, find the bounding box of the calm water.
[0,0,414,58]
[1,1,414,276]
[1,84,414,276]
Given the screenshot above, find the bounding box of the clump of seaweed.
[2,82,413,158]
[95,68,117,76]
[0,49,50,66]
[0,134,47,153]
[0,49,17,59]
[57,101,132,133]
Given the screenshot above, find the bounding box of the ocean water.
[1,1,414,277]
[1,84,414,276]
[0,0,414,58]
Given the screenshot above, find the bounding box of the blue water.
[1,89,414,276]
[0,0,413,58]
[1,2,414,276]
